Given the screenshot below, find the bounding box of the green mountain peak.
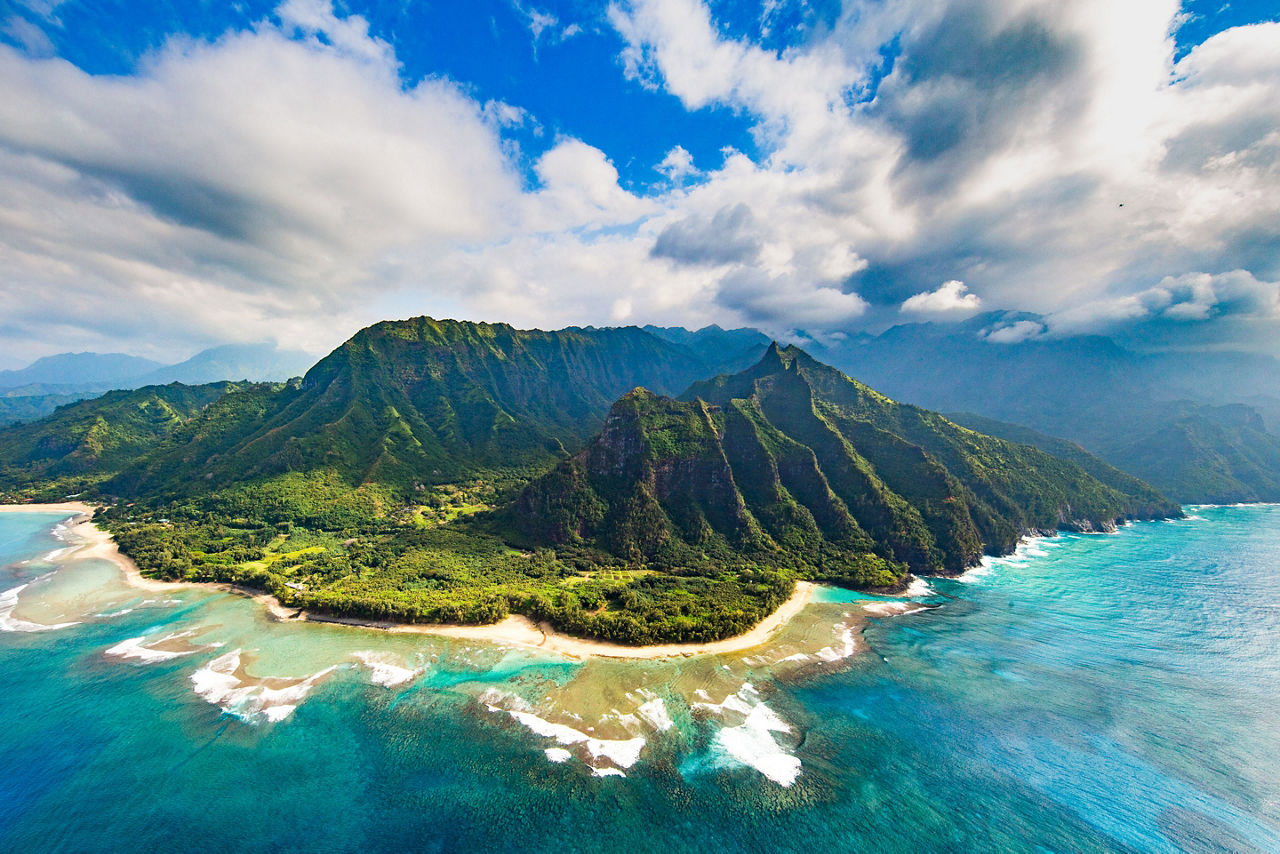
[513,346,1181,586]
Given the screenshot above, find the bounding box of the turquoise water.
[2,506,1279,852]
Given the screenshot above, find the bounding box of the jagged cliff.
[514,344,1181,588]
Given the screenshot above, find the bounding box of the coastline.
[3,502,820,660]
[2,502,190,593]
[292,582,818,660]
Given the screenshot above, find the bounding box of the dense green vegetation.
[0,319,1181,644]
[0,381,254,498]
[94,470,791,644]
[946,411,1199,506]
[513,344,1180,590]
[114,316,749,500]
[0,391,97,427]
[1102,406,1280,504]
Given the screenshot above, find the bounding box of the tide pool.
[1,506,1278,852]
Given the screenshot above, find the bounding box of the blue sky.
[6,0,1267,189]
[4,0,769,192]
[0,0,1278,362]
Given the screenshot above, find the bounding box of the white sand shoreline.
[3,502,820,660]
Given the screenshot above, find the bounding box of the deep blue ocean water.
[1,506,1278,853]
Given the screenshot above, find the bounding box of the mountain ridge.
[511,343,1179,591]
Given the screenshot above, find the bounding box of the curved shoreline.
[4,502,819,660]
[294,582,818,659]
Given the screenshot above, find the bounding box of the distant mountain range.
[0,343,317,425]
[0,352,165,391]
[801,312,1280,503]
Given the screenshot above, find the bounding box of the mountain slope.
[0,324,1183,645]
[514,345,1180,586]
[0,318,764,502]
[131,317,749,497]
[945,411,1178,509]
[1102,407,1280,504]
[0,392,93,427]
[0,344,316,426]
[949,405,1280,504]
[0,382,250,498]
[642,324,771,377]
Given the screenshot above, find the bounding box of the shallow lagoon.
[2,506,1279,852]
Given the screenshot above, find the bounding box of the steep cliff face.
[513,345,1181,588]
[516,390,766,560]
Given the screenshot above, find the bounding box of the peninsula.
[0,318,1180,646]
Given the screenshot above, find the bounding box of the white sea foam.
[0,577,80,633]
[905,576,934,597]
[504,709,647,770]
[105,632,197,663]
[590,766,627,778]
[41,546,74,563]
[482,688,649,774]
[695,684,802,787]
[94,607,135,618]
[957,562,995,583]
[693,684,802,786]
[714,706,802,786]
[815,625,859,661]
[636,698,673,732]
[189,650,334,724]
[191,650,242,703]
[960,535,1059,582]
[779,652,811,663]
[691,683,756,717]
[352,651,422,688]
[863,602,930,618]
[600,709,643,734]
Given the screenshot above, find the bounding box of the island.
[0,318,1181,646]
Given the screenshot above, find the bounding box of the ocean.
[1,505,1278,853]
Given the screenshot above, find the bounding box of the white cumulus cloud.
[1,0,1279,361]
[901,280,982,314]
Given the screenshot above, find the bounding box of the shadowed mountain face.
[514,345,1181,586]
[1102,407,1280,504]
[641,324,771,377]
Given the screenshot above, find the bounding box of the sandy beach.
[3,502,821,660]
[2,502,191,593]
[0,501,98,516]
[297,582,819,659]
